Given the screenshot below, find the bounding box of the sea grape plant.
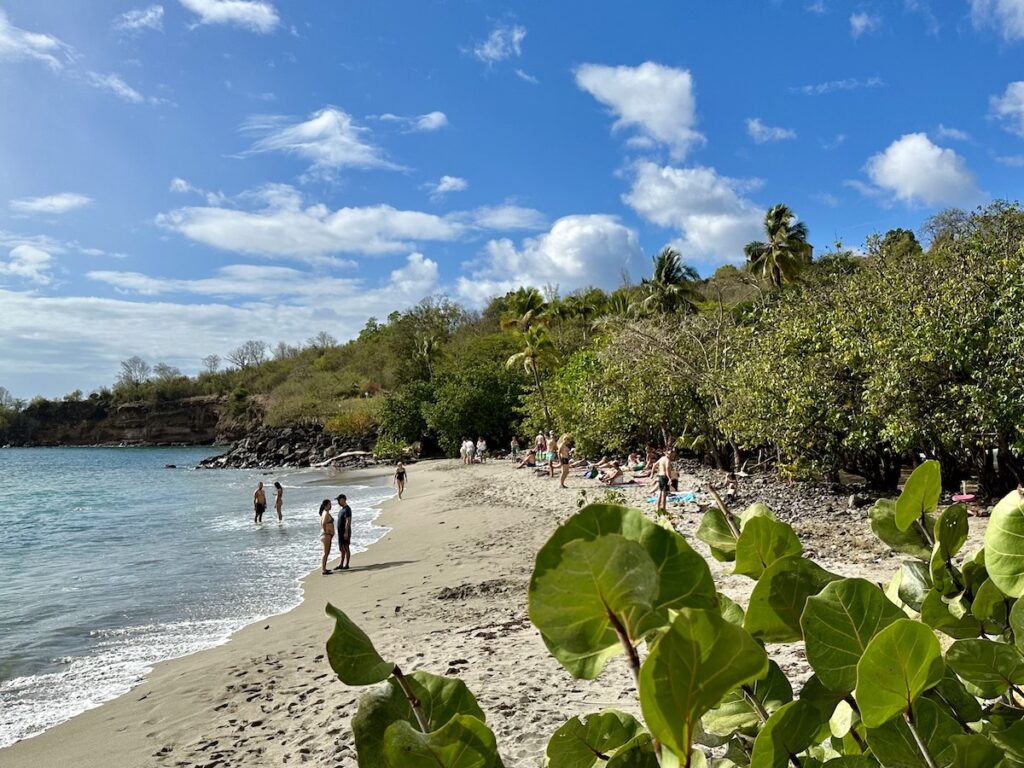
[324,460,1024,767]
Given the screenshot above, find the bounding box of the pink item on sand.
[952,493,975,502]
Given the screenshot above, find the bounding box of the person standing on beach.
[510,436,519,459]
[557,435,573,489]
[654,450,674,515]
[394,462,407,499]
[318,499,335,575]
[274,481,284,521]
[253,482,267,523]
[334,494,352,570]
[476,437,487,463]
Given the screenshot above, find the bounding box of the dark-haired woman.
[319,499,335,575]
[274,481,284,521]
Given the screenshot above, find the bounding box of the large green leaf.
[697,508,739,562]
[971,578,1012,630]
[895,461,941,532]
[988,720,1024,768]
[985,489,1024,598]
[703,660,793,737]
[945,638,1024,699]
[531,504,717,641]
[744,555,839,643]
[325,603,396,685]
[546,710,645,768]
[531,535,658,676]
[949,734,1004,768]
[934,504,969,562]
[381,714,501,768]
[604,734,661,768]
[734,516,803,580]
[1011,598,1024,652]
[353,672,486,768]
[870,499,933,560]
[750,699,829,768]
[920,590,983,640]
[640,609,768,762]
[865,697,958,768]
[801,578,906,693]
[855,619,944,728]
[924,667,982,725]
[897,561,932,612]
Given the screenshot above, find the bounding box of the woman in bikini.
[274,481,284,521]
[394,462,407,499]
[318,499,335,575]
[557,434,573,489]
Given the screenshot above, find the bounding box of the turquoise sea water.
[0,447,394,747]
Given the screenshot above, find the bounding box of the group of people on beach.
[459,437,488,464]
[252,481,283,523]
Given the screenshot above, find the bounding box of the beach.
[0,458,986,768]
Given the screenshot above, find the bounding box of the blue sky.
[1,0,1023,398]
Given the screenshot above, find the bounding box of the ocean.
[0,446,394,747]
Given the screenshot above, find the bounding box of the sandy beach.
[0,458,987,768]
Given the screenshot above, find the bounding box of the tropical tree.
[506,326,559,427]
[640,247,700,314]
[743,203,812,287]
[499,286,549,332]
[558,289,607,341]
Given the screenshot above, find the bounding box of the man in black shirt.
[334,494,352,570]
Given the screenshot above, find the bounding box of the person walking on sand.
[334,494,353,570]
[318,499,335,575]
[274,481,284,521]
[253,481,267,523]
[557,434,573,489]
[654,450,674,515]
[394,462,408,499]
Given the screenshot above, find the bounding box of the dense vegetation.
[323,464,1024,767]
[3,201,1023,493]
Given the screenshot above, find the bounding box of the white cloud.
[990,81,1024,136]
[456,215,642,304]
[936,124,971,141]
[850,12,882,38]
[169,177,226,205]
[0,245,54,284]
[179,0,279,33]
[466,204,546,230]
[790,76,884,95]
[746,118,797,144]
[157,184,464,260]
[970,0,1024,41]
[426,175,468,199]
[10,193,93,215]
[84,72,145,103]
[241,108,400,178]
[575,62,703,159]
[623,161,764,265]
[0,9,73,70]
[514,68,539,84]
[114,5,164,32]
[997,154,1024,167]
[471,23,526,63]
[377,111,449,132]
[863,132,981,206]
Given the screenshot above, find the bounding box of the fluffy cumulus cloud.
[746,118,797,144]
[157,184,465,260]
[970,0,1024,40]
[10,193,92,215]
[241,108,400,178]
[863,133,981,206]
[179,0,279,33]
[427,175,469,199]
[623,161,763,265]
[456,215,642,304]
[0,245,54,284]
[575,62,703,159]
[471,23,526,63]
[849,12,882,37]
[114,5,165,32]
[991,82,1024,136]
[0,9,73,70]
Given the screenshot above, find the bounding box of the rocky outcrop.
[198,424,373,469]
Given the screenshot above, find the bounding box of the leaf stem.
[916,514,935,548]
[607,609,663,766]
[904,709,939,768]
[742,686,802,768]
[707,485,741,538]
[391,665,430,733]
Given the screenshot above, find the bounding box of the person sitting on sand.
[274,481,284,522]
[654,450,674,514]
[253,481,267,523]
[557,434,573,489]
[599,461,624,485]
[394,462,407,499]
[334,494,352,570]
[318,499,335,575]
[724,471,739,503]
[535,431,546,456]
[517,449,537,468]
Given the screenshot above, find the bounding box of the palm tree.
[744,204,812,287]
[641,247,700,314]
[506,326,559,427]
[500,286,549,333]
[559,289,607,340]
